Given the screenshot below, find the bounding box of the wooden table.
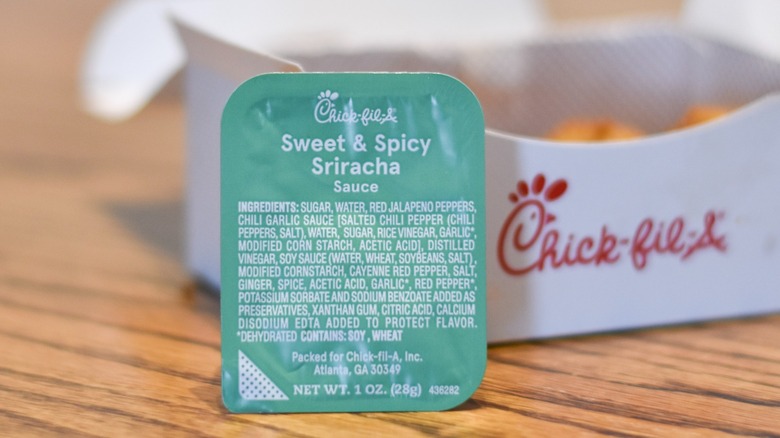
[2,1,779,436]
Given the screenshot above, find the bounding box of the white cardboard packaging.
[82,1,780,342]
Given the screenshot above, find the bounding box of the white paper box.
[82,2,780,342]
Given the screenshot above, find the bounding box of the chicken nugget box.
[83,0,780,346]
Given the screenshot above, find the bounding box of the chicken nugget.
[546,118,644,142]
[674,105,731,129]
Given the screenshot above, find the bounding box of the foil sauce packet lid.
[221,73,486,413]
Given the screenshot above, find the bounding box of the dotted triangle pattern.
[238,350,289,401]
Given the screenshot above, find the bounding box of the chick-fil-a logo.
[497,174,727,275]
[314,89,397,126]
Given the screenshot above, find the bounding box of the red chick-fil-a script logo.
[497,174,727,275]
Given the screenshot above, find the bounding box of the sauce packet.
[220,73,486,412]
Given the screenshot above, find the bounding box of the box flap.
[81,0,546,121]
[683,0,780,62]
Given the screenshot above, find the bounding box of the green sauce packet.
[221,73,486,413]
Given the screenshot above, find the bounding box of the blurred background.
[545,0,681,20]
[5,1,780,435]
[0,0,687,266]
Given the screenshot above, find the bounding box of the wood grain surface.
[2,1,779,436]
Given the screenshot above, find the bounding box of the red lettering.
[498,202,625,274]
[498,176,727,276]
[596,226,620,265]
[682,211,727,259]
[666,218,685,253]
[576,237,596,264]
[538,230,560,270]
[500,207,727,275]
[631,218,653,269]
[497,200,546,274]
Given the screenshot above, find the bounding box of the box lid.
[80,0,546,121]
